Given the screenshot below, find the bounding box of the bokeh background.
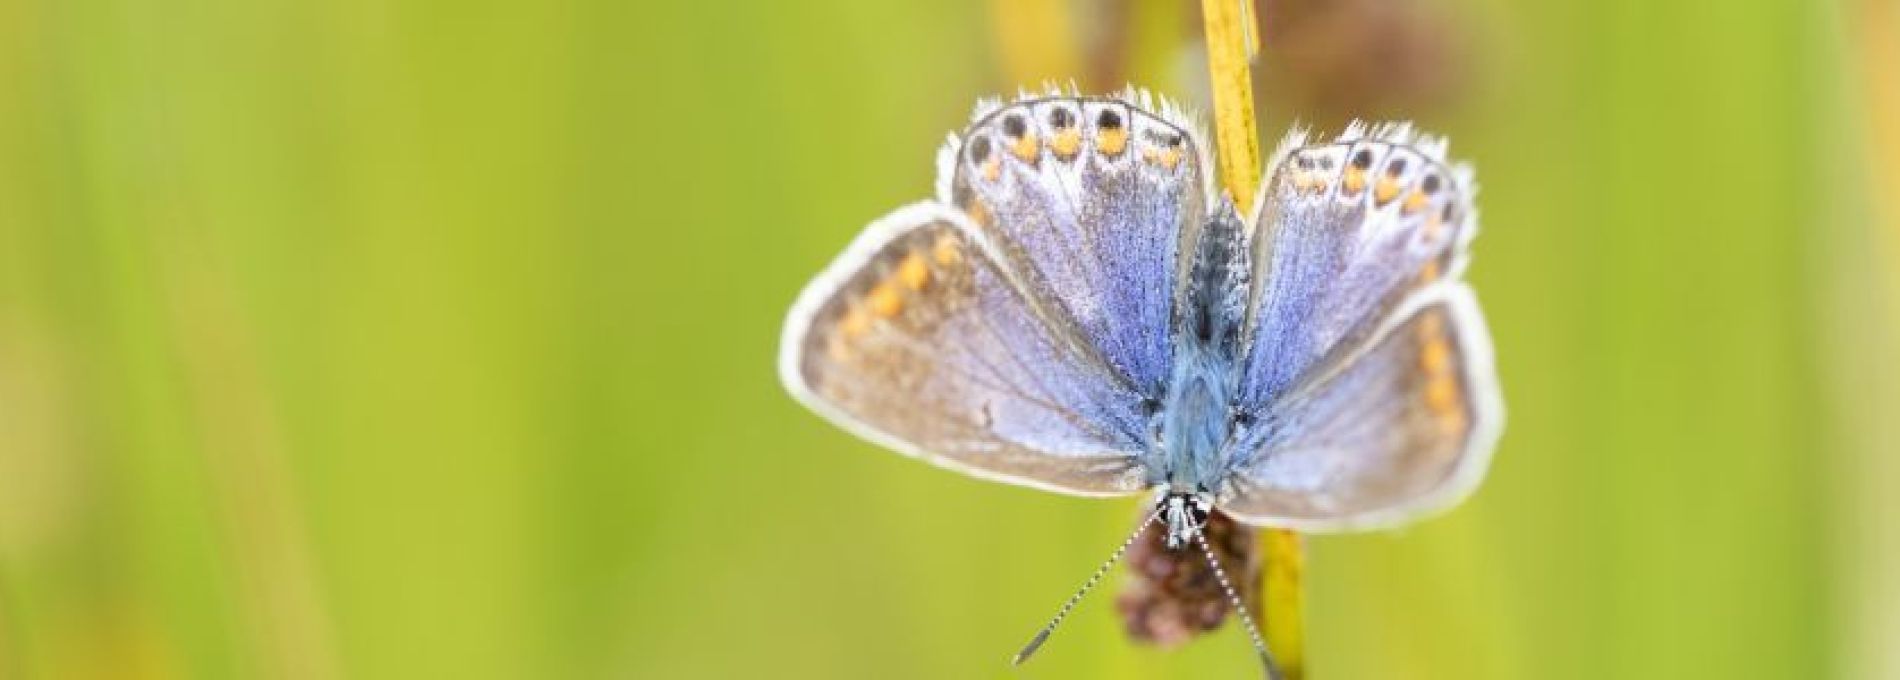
[1,0,1896,678]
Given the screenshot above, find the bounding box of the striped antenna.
[1193,530,1284,680]
[1011,509,1162,666]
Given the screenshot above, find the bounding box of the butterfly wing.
[780,203,1151,496]
[1217,283,1503,530]
[1235,125,1477,412]
[1218,125,1502,529]
[942,91,1211,396]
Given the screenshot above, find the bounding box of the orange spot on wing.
[867,282,903,318]
[932,234,961,266]
[1374,176,1401,205]
[963,201,990,226]
[1050,129,1081,159]
[1010,133,1040,161]
[1415,310,1465,423]
[1096,128,1127,156]
[1425,374,1460,415]
[1402,188,1430,214]
[1142,146,1183,170]
[1420,336,1451,374]
[1343,166,1367,194]
[896,252,930,290]
[839,306,871,338]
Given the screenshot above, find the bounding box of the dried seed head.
[1116,508,1261,647]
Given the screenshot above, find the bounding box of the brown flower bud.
[1116,508,1262,648]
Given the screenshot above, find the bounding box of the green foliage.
[0,0,1857,678]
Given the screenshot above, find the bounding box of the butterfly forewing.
[947,94,1209,396]
[780,203,1151,496]
[1236,126,1477,412]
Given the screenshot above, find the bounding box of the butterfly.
[778,88,1503,677]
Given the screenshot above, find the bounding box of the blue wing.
[780,203,1151,496]
[941,91,1210,397]
[1217,284,1504,530]
[784,90,1215,496]
[1216,125,1502,529]
[1235,125,1478,412]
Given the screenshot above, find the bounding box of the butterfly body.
[1155,203,1249,496]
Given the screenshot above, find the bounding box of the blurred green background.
[1,0,1896,678]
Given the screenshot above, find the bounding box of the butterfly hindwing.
[780,203,1151,496]
[1217,283,1503,530]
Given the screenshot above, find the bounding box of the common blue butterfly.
[779,88,1504,677]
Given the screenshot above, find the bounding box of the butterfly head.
[1160,492,1214,550]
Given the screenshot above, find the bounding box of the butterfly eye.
[1186,502,1211,526]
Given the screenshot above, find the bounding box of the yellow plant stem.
[1200,0,1307,678]
[1200,0,1261,212]
[1260,525,1306,678]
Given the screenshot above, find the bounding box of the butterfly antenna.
[1193,531,1285,680]
[1011,510,1162,667]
